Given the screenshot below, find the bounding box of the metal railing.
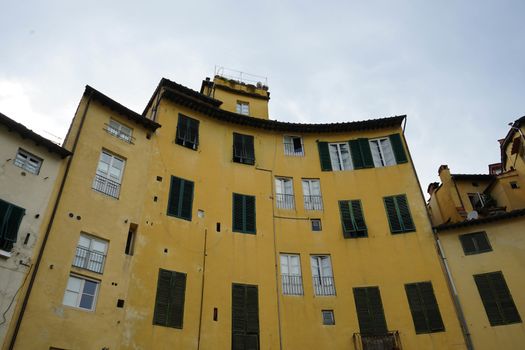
[276,193,295,209]
[304,195,323,210]
[353,331,402,350]
[92,174,121,199]
[312,276,336,296]
[283,142,304,156]
[281,274,304,295]
[104,124,135,144]
[73,246,106,273]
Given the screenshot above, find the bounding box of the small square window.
[236,101,250,115]
[322,310,335,325]
[311,219,322,231]
[510,181,519,189]
[14,148,42,174]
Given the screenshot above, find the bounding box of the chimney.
[438,165,451,183]
[427,182,440,195]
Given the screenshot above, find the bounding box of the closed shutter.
[384,195,415,233]
[475,233,492,252]
[339,200,367,238]
[459,234,477,254]
[460,232,492,255]
[232,194,256,234]
[317,142,332,171]
[180,180,194,220]
[396,195,415,231]
[384,197,402,233]
[389,134,408,164]
[153,269,172,326]
[167,176,194,221]
[353,287,388,335]
[232,284,260,350]
[167,177,182,216]
[405,284,427,333]
[233,194,244,232]
[169,272,186,328]
[419,282,444,332]
[244,196,256,233]
[350,139,374,169]
[246,286,259,333]
[405,282,444,333]
[475,272,521,326]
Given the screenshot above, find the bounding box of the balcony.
[281,274,304,295]
[312,276,336,296]
[73,246,106,274]
[276,193,295,209]
[304,195,323,211]
[353,331,402,350]
[92,174,121,199]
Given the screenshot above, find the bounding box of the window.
[383,194,415,233]
[72,234,107,273]
[474,271,521,326]
[233,133,255,165]
[107,119,133,143]
[329,143,353,171]
[339,200,367,238]
[311,255,335,296]
[369,138,396,167]
[175,114,199,150]
[510,181,519,189]
[0,199,25,252]
[283,136,304,156]
[311,219,322,231]
[125,224,137,256]
[275,177,294,209]
[280,254,303,295]
[167,176,194,221]
[153,269,187,329]
[322,310,335,325]
[14,148,42,174]
[232,283,259,350]
[302,179,323,211]
[232,193,256,234]
[236,101,250,115]
[92,151,125,199]
[353,287,388,335]
[405,282,445,334]
[459,231,492,255]
[62,275,99,311]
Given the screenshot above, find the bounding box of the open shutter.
[384,197,402,233]
[169,272,186,328]
[176,115,187,143]
[233,133,243,160]
[396,195,415,231]
[0,200,10,240]
[244,196,256,234]
[339,201,354,238]
[153,269,172,326]
[490,273,521,324]
[354,288,374,334]
[367,287,388,335]
[180,180,194,220]
[339,200,367,238]
[405,283,428,333]
[167,177,182,216]
[419,282,444,332]
[188,118,199,148]
[5,205,24,248]
[351,200,367,234]
[317,142,332,171]
[233,194,244,232]
[459,235,477,254]
[244,135,255,165]
[389,134,408,164]
[354,287,388,335]
[350,139,374,169]
[475,274,503,325]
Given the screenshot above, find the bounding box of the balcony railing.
[104,124,134,144]
[304,195,323,211]
[312,276,336,296]
[276,193,295,209]
[353,331,402,350]
[13,158,40,174]
[73,246,106,273]
[92,174,121,199]
[281,274,304,295]
[283,142,304,156]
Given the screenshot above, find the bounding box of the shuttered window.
[474,272,521,326]
[167,176,194,221]
[0,198,25,252]
[175,114,199,150]
[350,138,374,169]
[153,269,186,329]
[389,134,408,164]
[353,287,388,335]
[233,193,256,234]
[459,231,492,255]
[317,142,332,171]
[232,283,259,350]
[383,194,415,233]
[233,133,255,165]
[338,200,367,238]
[405,282,445,333]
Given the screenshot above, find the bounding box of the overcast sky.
[1,1,523,197]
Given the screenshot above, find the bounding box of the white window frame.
[13,148,42,174]
[280,254,303,295]
[328,143,353,171]
[236,101,250,115]
[283,135,304,156]
[62,275,100,311]
[107,119,133,143]
[369,137,395,167]
[302,179,323,210]
[311,255,335,296]
[322,310,335,325]
[275,177,295,209]
[72,234,108,273]
[92,150,125,198]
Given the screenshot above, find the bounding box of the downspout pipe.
[8,92,93,350]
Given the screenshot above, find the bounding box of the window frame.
[72,233,108,274]
[283,135,304,156]
[280,253,303,296]
[107,118,133,143]
[328,142,353,171]
[232,132,255,165]
[322,310,335,325]
[236,101,250,115]
[310,255,335,296]
[275,177,295,209]
[175,114,199,150]
[459,231,492,255]
[311,219,322,232]
[92,150,125,199]
[0,198,25,252]
[13,148,43,175]
[62,274,100,311]
[302,179,323,211]
[369,137,396,167]
[167,176,194,221]
[232,193,256,234]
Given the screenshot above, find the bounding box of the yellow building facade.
[5,76,467,350]
[428,117,525,350]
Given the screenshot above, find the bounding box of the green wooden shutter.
[475,272,521,326]
[176,114,187,144]
[153,269,172,326]
[317,142,332,171]
[167,177,181,216]
[180,180,194,220]
[490,273,521,324]
[188,118,199,148]
[350,139,374,169]
[339,201,354,238]
[353,287,388,335]
[475,273,504,325]
[351,200,367,234]
[167,177,193,221]
[459,234,477,254]
[232,284,260,350]
[232,284,247,333]
[245,285,259,334]
[384,196,402,233]
[233,194,244,232]
[405,283,428,333]
[396,195,415,231]
[168,272,186,328]
[0,200,24,251]
[244,135,255,165]
[339,200,367,238]
[389,134,408,164]
[419,282,444,332]
[244,195,256,234]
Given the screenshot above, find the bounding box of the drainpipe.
[197,228,208,350]
[8,92,93,350]
[435,232,474,350]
